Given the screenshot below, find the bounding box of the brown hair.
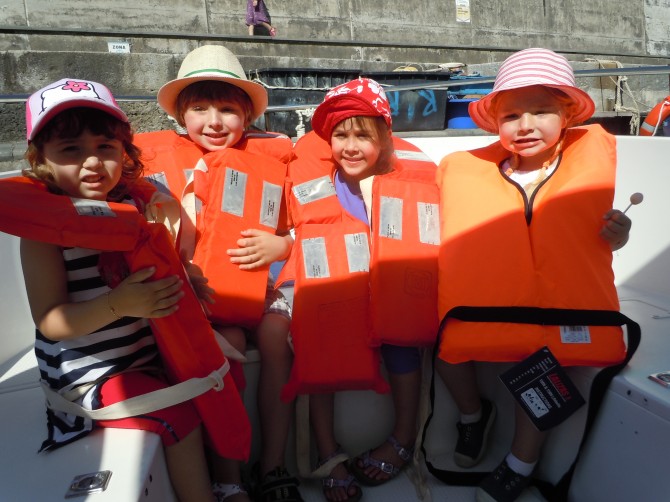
[332,115,395,174]
[175,81,254,128]
[23,107,143,201]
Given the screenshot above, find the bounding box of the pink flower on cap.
[311,77,392,140]
[26,78,128,142]
[468,48,595,133]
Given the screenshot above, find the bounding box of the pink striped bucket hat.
[469,48,595,133]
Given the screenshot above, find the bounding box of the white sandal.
[212,483,249,502]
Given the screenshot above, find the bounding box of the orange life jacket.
[436,124,625,366]
[0,176,251,460]
[189,147,289,327]
[279,132,439,400]
[135,129,293,200]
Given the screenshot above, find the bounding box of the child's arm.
[21,238,184,341]
[227,229,294,270]
[600,209,632,251]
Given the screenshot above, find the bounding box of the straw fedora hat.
[469,48,595,133]
[157,45,268,121]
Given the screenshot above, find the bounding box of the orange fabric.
[281,220,390,402]
[191,147,288,327]
[283,132,440,346]
[0,178,251,460]
[280,132,439,399]
[436,125,625,366]
[0,177,143,250]
[135,129,293,200]
[639,95,670,136]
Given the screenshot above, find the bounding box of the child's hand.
[180,253,215,313]
[108,267,185,318]
[600,209,632,251]
[227,229,291,270]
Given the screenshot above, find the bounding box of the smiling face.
[176,81,253,152]
[494,86,568,170]
[41,129,124,201]
[330,116,392,183]
[182,98,247,151]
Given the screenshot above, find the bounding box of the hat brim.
[469,84,595,134]
[157,75,268,122]
[28,99,128,142]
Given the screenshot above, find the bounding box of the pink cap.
[26,78,128,141]
[469,48,595,133]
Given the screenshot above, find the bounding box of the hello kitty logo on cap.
[468,48,595,133]
[311,77,392,140]
[26,78,128,142]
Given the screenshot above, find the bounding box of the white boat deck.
[1,135,670,501]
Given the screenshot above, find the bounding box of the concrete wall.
[0,0,669,148]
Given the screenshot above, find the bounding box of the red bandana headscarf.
[311,78,392,140]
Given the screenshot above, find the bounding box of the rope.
[584,58,653,135]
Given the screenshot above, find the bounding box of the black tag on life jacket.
[499,346,585,431]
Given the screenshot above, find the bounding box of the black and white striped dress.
[35,247,160,452]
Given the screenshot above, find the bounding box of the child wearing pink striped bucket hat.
[433,48,633,502]
[469,47,595,134]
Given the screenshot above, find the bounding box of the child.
[152,45,299,502]
[283,78,440,502]
[435,48,632,502]
[19,78,240,502]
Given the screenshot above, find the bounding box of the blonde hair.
[23,107,143,201]
[333,115,395,174]
[175,81,254,128]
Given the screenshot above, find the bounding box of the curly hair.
[23,107,143,201]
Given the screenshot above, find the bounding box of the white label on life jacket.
[395,149,433,163]
[260,181,282,229]
[418,202,440,245]
[222,168,247,217]
[302,237,330,279]
[379,196,403,240]
[560,325,591,344]
[292,176,336,205]
[70,198,116,217]
[344,232,370,273]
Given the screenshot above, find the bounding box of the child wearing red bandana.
[283,78,439,502]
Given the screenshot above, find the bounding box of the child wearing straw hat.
[150,45,299,502]
[434,48,632,502]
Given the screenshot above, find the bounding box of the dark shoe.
[255,466,303,502]
[475,460,530,502]
[351,435,413,486]
[454,399,496,468]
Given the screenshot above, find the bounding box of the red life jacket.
[279,132,439,400]
[188,147,289,327]
[436,125,625,366]
[0,176,251,460]
[135,129,293,200]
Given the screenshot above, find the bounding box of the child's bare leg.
[252,313,293,476]
[210,454,250,501]
[248,24,255,35]
[311,393,358,502]
[165,425,215,502]
[435,359,481,413]
[209,325,250,500]
[355,368,420,483]
[511,402,547,463]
